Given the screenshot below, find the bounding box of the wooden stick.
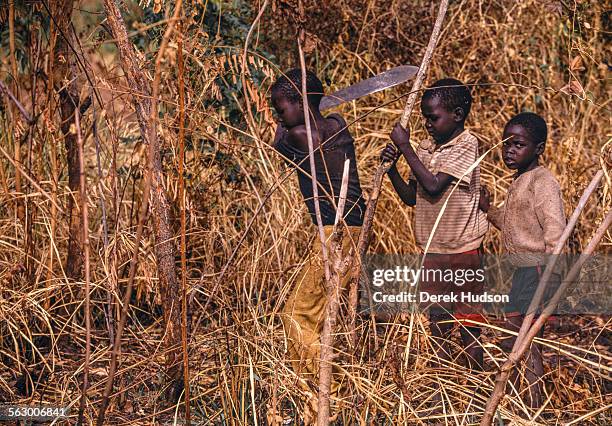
[75,108,91,426]
[518,210,611,357]
[295,5,336,420]
[97,0,182,421]
[8,0,24,223]
[481,206,611,426]
[92,90,114,343]
[317,159,351,426]
[298,32,331,284]
[241,0,269,133]
[348,0,450,342]
[334,159,351,227]
[145,0,184,403]
[0,80,32,124]
[8,1,18,94]
[177,16,191,426]
[45,22,59,306]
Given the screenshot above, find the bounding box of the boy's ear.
[535,141,545,155]
[453,107,466,122]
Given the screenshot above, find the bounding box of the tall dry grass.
[0,0,610,424]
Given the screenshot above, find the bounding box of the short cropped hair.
[422,78,472,117]
[271,68,324,108]
[505,112,548,144]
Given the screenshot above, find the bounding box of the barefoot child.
[270,69,366,397]
[479,112,566,409]
[381,78,488,370]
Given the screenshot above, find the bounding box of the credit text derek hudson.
[371,291,510,303]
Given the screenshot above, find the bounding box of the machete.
[319,65,418,111]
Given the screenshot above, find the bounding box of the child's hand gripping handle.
[380,123,414,175]
[380,143,400,166]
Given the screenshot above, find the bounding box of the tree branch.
[348,0,450,344]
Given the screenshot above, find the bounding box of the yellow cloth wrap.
[281,225,361,389]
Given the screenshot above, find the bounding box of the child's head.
[271,69,324,128]
[502,112,547,172]
[420,78,472,144]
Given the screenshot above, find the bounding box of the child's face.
[271,91,303,129]
[420,96,464,144]
[502,124,544,171]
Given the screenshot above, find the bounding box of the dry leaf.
[569,79,584,94]
[303,32,319,54]
[602,144,612,167]
[560,79,584,96]
[153,0,163,14]
[544,1,563,15]
[90,367,108,377]
[570,56,584,71]
[266,405,283,426]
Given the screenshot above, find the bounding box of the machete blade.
[319,65,419,111]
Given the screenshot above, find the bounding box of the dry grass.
[0,0,610,424]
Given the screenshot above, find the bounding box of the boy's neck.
[436,124,465,146]
[517,158,540,176]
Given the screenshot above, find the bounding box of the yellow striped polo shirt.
[409,129,488,254]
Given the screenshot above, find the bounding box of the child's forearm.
[399,147,452,196]
[388,166,416,206]
[486,204,504,230]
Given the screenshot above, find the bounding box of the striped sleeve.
[437,136,477,187]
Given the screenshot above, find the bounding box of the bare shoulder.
[326,113,347,128]
[319,114,346,142]
[287,125,306,139]
[286,125,310,152]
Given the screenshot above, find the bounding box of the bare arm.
[389,123,454,196]
[381,143,416,206]
[481,187,505,230]
[290,125,320,152]
[273,122,318,153]
[388,165,417,206]
[401,148,454,195]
